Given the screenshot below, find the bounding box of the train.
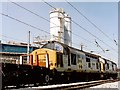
[1,41,117,88]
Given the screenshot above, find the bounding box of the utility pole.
[27,31,30,64]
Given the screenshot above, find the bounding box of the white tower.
[50,8,72,46]
[50,8,65,43]
[64,13,72,46]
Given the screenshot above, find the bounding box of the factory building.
[50,8,72,46]
[0,42,38,63]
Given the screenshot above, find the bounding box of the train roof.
[42,41,84,52]
[101,57,117,64]
[41,41,116,65]
[42,41,100,57]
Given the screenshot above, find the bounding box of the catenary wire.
[10,1,97,47]
[1,34,26,42]
[1,12,117,60]
[3,1,118,58]
[1,13,91,51]
[42,1,118,53]
[65,0,118,46]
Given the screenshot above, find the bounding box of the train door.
[64,47,70,67]
[77,54,83,69]
[56,52,63,67]
[36,53,49,68]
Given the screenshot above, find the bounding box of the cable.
[1,13,50,35]
[11,1,50,25]
[71,19,118,53]
[1,11,117,64]
[42,1,117,53]
[42,0,56,10]
[5,1,118,54]
[1,13,117,61]
[41,1,118,61]
[1,13,87,50]
[10,1,97,47]
[8,1,118,58]
[1,34,26,42]
[65,0,118,46]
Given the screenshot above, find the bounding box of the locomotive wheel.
[43,74,50,85]
[45,75,50,82]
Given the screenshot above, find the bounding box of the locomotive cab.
[41,41,70,71]
[20,41,69,70]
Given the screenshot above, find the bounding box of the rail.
[13,79,120,90]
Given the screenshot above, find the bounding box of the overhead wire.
[1,13,90,51]
[11,0,105,50]
[65,0,118,46]
[42,0,118,53]
[10,1,97,47]
[42,0,56,10]
[1,34,26,43]
[1,13,50,35]
[1,2,117,60]
[10,1,51,25]
[71,19,117,53]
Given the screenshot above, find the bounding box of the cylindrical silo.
[50,8,65,43]
[64,14,72,46]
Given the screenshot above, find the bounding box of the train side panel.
[31,48,57,70]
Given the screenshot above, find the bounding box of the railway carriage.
[1,41,117,88]
[25,41,102,82]
[99,58,117,79]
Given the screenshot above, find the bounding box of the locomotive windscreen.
[42,42,63,53]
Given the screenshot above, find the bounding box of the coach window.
[86,57,90,62]
[107,63,109,69]
[86,57,91,68]
[96,63,99,69]
[71,53,76,65]
[112,64,114,70]
[57,52,63,67]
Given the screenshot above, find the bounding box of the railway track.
[10,79,119,90]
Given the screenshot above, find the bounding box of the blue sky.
[1,1,118,64]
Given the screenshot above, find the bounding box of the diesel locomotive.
[1,41,117,88]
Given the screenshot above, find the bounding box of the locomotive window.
[77,55,80,58]
[22,56,27,64]
[96,63,99,69]
[71,53,76,65]
[92,63,95,66]
[107,63,109,69]
[86,57,91,68]
[86,58,90,62]
[82,55,84,59]
[57,53,63,67]
[112,64,114,70]
[79,54,84,59]
[88,62,91,68]
[43,43,54,50]
[55,43,63,52]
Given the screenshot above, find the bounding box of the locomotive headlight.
[50,62,53,66]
